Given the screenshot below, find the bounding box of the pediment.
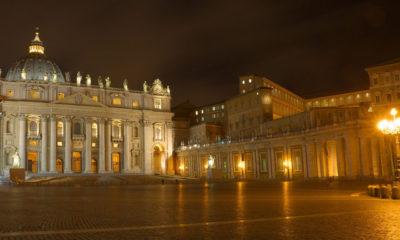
[52,93,107,108]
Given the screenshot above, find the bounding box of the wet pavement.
[0,181,399,239]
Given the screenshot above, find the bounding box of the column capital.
[63,115,73,121]
[49,114,57,120]
[17,114,27,119]
[98,118,106,124]
[140,120,152,127]
[84,116,93,123]
[41,114,49,120]
[166,122,174,129]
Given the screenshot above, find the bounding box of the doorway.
[72,152,82,173]
[112,152,120,173]
[27,151,38,173]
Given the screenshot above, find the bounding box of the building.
[175,61,400,180]
[0,30,174,176]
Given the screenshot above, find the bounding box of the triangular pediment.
[52,93,107,108]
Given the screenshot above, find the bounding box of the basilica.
[0,30,174,176]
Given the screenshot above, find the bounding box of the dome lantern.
[29,27,45,55]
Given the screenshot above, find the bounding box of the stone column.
[317,141,324,178]
[302,144,308,179]
[49,115,57,173]
[166,122,174,175]
[106,119,112,172]
[98,118,106,173]
[142,120,153,174]
[85,117,92,173]
[64,116,72,173]
[123,120,131,173]
[40,115,48,173]
[18,114,26,169]
[270,147,276,179]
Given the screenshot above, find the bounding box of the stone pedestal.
[9,168,25,183]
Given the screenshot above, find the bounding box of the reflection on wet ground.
[0,181,399,239]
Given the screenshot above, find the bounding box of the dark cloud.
[0,0,400,106]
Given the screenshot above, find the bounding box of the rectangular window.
[29,140,37,146]
[92,142,96,147]
[260,153,268,172]
[396,75,400,81]
[6,90,14,97]
[57,141,63,147]
[132,100,138,107]
[30,91,40,99]
[275,151,283,171]
[113,98,121,105]
[375,96,380,103]
[92,96,98,102]
[155,126,163,140]
[387,94,392,102]
[58,93,64,100]
[292,149,302,171]
[154,98,162,109]
[57,121,64,137]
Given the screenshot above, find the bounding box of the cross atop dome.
[29,27,44,54]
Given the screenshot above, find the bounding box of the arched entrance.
[72,152,82,173]
[91,158,97,173]
[27,151,38,173]
[153,145,164,175]
[56,158,63,173]
[112,152,120,173]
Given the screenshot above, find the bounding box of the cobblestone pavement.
[0,181,399,239]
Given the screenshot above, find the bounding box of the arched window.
[92,123,98,138]
[113,125,120,138]
[6,120,11,133]
[74,122,81,135]
[29,121,37,135]
[57,121,64,136]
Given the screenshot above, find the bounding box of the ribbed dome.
[5,29,65,83]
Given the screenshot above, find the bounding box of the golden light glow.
[29,45,44,54]
[58,93,65,100]
[29,140,37,146]
[204,164,208,169]
[378,108,400,135]
[283,160,288,167]
[238,161,245,169]
[179,165,184,171]
[113,98,121,105]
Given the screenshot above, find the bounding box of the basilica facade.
[0,30,174,176]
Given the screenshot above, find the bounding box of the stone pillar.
[142,120,153,174]
[317,141,324,177]
[40,115,48,173]
[98,118,106,173]
[64,116,72,173]
[123,120,131,173]
[302,144,308,179]
[344,135,353,177]
[306,143,313,178]
[49,115,57,173]
[84,117,92,173]
[106,119,112,172]
[166,122,174,175]
[270,147,276,179]
[18,114,26,169]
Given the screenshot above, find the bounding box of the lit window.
[57,121,64,136]
[195,111,198,115]
[154,98,162,109]
[29,141,37,146]
[113,143,119,148]
[212,106,216,111]
[201,117,204,121]
[92,96,98,102]
[155,126,163,140]
[201,109,204,114]
[242,89,245,94]
[92,142,96,147]
[57,141,63,147]
[212,114,216,118]
[132,100,138,107]
[57,93,64,99]
[113,98,121,105]
[249,78,252,83]
[242,80,245,84]
[221,105,224,109]
[92,123,98,138]
[30,91,40,99]
[256,92,259,95]
[6,90,14,97]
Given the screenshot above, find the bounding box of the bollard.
[380,185,389,199]
[368,185,374,196]
[374,185,381,198]
[392,186,400,199]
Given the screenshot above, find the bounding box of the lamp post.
[283,160,289,180]
[238,160,245,180]
[377,108,400,182]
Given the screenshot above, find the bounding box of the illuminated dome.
[5,29,65,82]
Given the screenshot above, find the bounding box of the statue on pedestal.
[12,152,20,168]
[76,71,82,86]
[143,81,148,93]
[98,76,104,88]
[105,77,111,88]
[123,79,129,91]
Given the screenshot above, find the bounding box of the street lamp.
[238,160,245,180]
[377,108,400,182]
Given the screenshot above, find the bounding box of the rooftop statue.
[105,77,111,88]
[65,72,71,82]
[98,76,104,88]
[52,72,57,83]
[123,79,128,91]
[76,72,82,86]
[143,81,148,92]
[86,74,91,86]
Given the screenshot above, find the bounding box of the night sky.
[1,0,400,107]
